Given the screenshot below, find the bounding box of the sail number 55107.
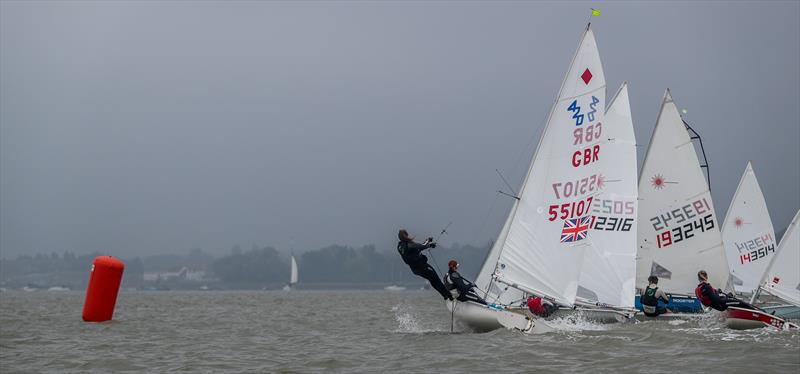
[548,197,594,221]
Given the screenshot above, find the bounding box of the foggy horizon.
[2,1,799,259]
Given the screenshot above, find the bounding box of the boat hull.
[725,306,799,330]
[634,295,704,313]
[445,300,553,334]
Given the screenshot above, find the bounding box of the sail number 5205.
[548,197,594,221]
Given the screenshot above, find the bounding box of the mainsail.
[758,210,800,307]
[636,90,729,295]
[486,25,606,307]
[576,83,638,308]
[721,162,776,293]
[290,255,298,285]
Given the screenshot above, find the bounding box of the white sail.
[760,210,800,307]
[491,26,605,307]
[290,255,298,285]
[721,162,776,293]
[474,206,525,306]
[636,90,729,295]
[576,82,638,308]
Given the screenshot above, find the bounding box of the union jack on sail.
[561,216,592,243]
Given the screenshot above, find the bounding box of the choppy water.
[1,290,798,373]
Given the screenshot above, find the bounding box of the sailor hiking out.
[397,229,453,300]
[695,270,753,311]
[443,260,487,305]
[640,276,670,317]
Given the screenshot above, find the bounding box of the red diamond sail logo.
[581,68,593,84]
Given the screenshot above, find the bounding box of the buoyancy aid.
[443,271,463,298]
[641,286,660,307]
[695,282,713,307]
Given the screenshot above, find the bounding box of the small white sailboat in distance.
[283,254,298,291]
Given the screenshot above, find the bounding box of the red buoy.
[82,256,125,322]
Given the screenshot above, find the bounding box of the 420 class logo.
[566,96,600,127]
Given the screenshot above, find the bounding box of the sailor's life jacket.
[442,272,460,298]
[641,286,660,306]
[527,296,557,318]
[641,286,661,315]
[695,282,716,308]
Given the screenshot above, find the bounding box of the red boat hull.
[725,306,799,330]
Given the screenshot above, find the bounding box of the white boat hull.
[445,300,553,334]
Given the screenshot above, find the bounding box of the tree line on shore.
[0,242,491,289]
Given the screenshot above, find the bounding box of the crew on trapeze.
[640,275,670,317]
[694,270,753,311]
[397,229,453,300]
[443,260,488,305]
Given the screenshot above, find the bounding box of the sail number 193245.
[656,214,714,248]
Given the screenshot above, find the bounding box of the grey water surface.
[1,290,798,373]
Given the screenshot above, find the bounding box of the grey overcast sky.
[1,1,798,258]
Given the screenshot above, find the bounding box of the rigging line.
[450,301,456,333]
[426,222,451,276]
[496,169,518,197]
[683,120,712,191]
[473,192,501,247]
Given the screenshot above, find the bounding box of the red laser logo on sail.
[651,174,666,190]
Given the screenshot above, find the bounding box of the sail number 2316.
[548,196,594,221]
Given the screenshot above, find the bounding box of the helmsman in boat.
[443,260,487,305]
[641,276,670,317]
[397,229,453,300]
[695,270,753,311]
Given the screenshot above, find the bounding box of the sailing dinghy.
[568,82,639,322]
[451,24,613,333]
[721,162,777,296]
[634,90,730,315]
[283,254,298,291]
[729,210,800,329]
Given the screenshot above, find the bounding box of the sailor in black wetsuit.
[443,260,487,305]
[397,229,453,300]
[694,270,754,311]
[641,275,670,317]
